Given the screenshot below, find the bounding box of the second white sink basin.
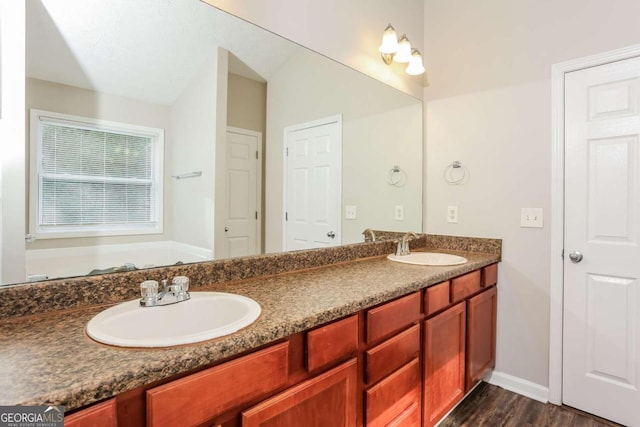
[388,252,468,266]
[86,292,261,348]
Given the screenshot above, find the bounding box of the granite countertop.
[0,248,498,411]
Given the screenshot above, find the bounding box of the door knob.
[568,251,583,263]
[327,231,336,239]
[224,227,229,232]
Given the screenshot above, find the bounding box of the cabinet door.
[64,399,117,427]
[466,286,497,391]
[241,358,357,427]
[423,302,466,427]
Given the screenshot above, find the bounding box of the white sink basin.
[387,252,468,266]
[86,292,261,348]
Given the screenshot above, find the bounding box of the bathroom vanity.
[0,235,500,426]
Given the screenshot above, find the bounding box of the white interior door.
[222,127,261,258]
[563,56,640,426]
[284,116,341,251]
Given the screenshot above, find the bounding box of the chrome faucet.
[363,228,376,242]
[396,231,419,256]
[140,276,190,307]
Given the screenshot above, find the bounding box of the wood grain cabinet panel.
[425,281,450,316]
[423,302,466,427]
[366,292,421,344]
[306,315,358,373]
[365,358,421,427]
[365,324,420,385]
[146,342,289,427]
[450,270,481,303]
[65,399,117,427]
[482,263,498,288]
[241,358,357,427]
[466,286,497,391]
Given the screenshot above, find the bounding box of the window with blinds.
[30,110,164,238]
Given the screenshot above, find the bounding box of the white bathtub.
[26,241,213,281]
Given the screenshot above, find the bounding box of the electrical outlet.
[447,206,458,223]
[520,208,543,228]
[345,205,357,220]
[395,205,404,221]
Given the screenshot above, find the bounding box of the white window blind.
[31,110,164,238]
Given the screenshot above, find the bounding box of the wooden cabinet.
[366,292,421,343]
[423,263,499,426]
[365,324,420,385]
[306,315,358,373]
[423,302,466,427]
[65,399,117,427]
[365,358,421,427]
[69,263,498,427]
[147,342,289,427]
[364,293,422,427]
[466,285,497,391]
[242,359,357,427]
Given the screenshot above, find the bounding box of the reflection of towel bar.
[172,171,202,179]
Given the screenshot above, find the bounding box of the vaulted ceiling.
[27,0,303,105]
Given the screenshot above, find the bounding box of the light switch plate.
[345,205,357,220]
[520,208,543,228]
[395,205,404,221]
[447,206,458,223]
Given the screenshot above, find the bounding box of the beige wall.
[227,73,266,134]
[424,0,640,390]
[265,50,422,252]
[170,51,221,252]
[25,78,172,250]
[202,0,425,99]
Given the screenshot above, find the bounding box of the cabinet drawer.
[482,263,498,288]
[365,324,420,385]
[450,270,482,303]
[365,358,421,427]
[425,281,450,316]
[366,292,421,343]
[307,315,358,373]
[146,342,289,427]
[65,399,117,427]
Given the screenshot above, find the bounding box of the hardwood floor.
[439,382,622,427]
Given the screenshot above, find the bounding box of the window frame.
[29,109,164,239]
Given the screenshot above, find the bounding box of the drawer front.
[482,263,498,288]
[365,358,421,427]
[307,315,358,373]
[365,324,420,385]
[366,292,421,343]
[450,270,482,303]
[425,281,450,316]
[65,399,117,427]
[147,342,289,427]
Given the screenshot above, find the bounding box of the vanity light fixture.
[378,23,425,75]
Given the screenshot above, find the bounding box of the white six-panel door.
[564,56,640,426]
[222,127,261,258]
[284,116,341,251]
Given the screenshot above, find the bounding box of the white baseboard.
[485,371,549,403]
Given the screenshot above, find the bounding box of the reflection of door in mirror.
[221,127,262,258]
[285,116,342,251]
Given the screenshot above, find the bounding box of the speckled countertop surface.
[0,248,498,411]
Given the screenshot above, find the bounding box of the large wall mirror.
[7,0,422,286]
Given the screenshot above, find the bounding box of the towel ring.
[387,165,407,187]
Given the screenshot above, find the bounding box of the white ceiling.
[26,0,302,105]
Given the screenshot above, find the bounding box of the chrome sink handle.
[140,276,191,307]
